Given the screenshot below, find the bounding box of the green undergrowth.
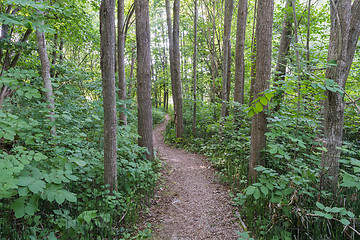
[0,65,165,239]
[164,100,360,239]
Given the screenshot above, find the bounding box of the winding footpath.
[146,115,242,239]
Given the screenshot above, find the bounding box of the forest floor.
[143,115,242,239]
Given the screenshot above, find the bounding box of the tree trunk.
[220,0,234,119]
[273,0,293,112]
[192,0,198,137]
[100,0,118,193]
[249,0,257,103]
[321,0,352,191]
[249,0,274,183]
[36,4,56,137]
[172,0,184,138]
[118,0,127,125]
[234,0,247,104]
[135,0,154,161]
[306,0,311,68]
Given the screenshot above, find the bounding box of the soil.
[145,115,242,239]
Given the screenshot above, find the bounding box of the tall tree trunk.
[234,0,247,104]
[321,0,353,191]
[306,0,311,68]
[192,0,198,137]
[172,0,184,138]
[118,0,127,125]
[292,0,302,120]
[100,0,118,192]
[249,0,257,103]
[36,4,56,136]
[165,0,177,112]
[249,0,274,183]
[273,0,293,112]
[135,0,154,161]
[220,0,234,118]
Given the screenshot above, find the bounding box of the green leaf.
[265,92,274,100]
[260,186,269,195]
[70,157,86,167]
[4,132,15,140]
[260,97,268,106]
[24,197,38,216]
[248,108,255,118]
[269,146,278,154]
[324,213,333,220]
[55,193,65,204]
[324,207,332,212]
[17,176,36,187]
[11,197,26,218]
[59,189,77,203]
[28,180,46,194]
[34,152,47,161]
[254,188,261,200]
[266,183,274,191]
[255,102,263,112]
[329,207,341,213]
[48,232,57,240]
[340,219,350,226]
[314,211,325,217]
[347,211,355,218]
[18,187,28,196]
[246,186,256,196]
[270,196,282,203]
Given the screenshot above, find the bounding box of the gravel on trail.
[144,115,243,240]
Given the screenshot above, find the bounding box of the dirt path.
[146,115,242,239]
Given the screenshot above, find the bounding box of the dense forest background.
[0,0,359,239]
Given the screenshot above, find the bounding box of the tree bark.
[273,0,293,111]
[321,0,352,191]
[118,0,127,125]
[249,0,257,103]
[192,0,198,137]
[36,3,56,137]
[220,0,234,118]
[135,0,154,161]
[100,0,118,192]
[234,0,248,104]
[172,0,184,138]
[249,0,274,183]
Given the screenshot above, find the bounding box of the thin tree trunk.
[118,0,127,125]
[100,0,118,192]
[249,0,274,183]
[273,0,293,111]
[220,0,234,118]
[234,0,248,104]
[306,0,311,68]
[36,4,56,136]
[249,0,257,104]
[172,0,184,138]
[292,0,302,122]
[135,0,154,161]
[192,0,198,137]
